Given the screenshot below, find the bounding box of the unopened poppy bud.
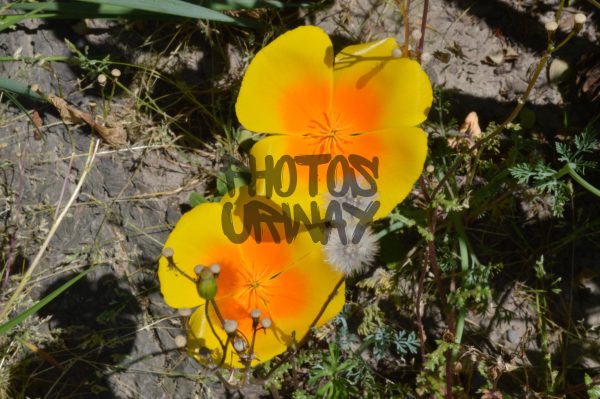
[233,337,246,352]
[174,335,187,348]
[223,319,238,334]
[196,273,217,300]
[209,263,221,275]
[260,317,272,329]
[574,13,586,31]
[111,68,121,78]
[194,264,204,275]
[162,247,174,258]
[97,74,107,86]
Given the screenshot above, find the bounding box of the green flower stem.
[560,164,600,198]
[450,213,470,358]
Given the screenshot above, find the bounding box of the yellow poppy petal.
[158,203,244,309]
[333,38,432,132]
[249,134,331,224]
[235,26,334,135]
[339,127,428,219]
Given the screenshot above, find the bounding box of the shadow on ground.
[9,273,140,399]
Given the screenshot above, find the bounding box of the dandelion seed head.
[323,222,379,276]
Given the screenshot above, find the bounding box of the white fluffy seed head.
[250,308,262,319]
[392,48,403,58]
[323,223,379,276]
[162,247,174,258]
[223,319,238,334]
[260,317,272,329]
[545,21,558,33]
[194,265,204,275]
[111,68,121,78]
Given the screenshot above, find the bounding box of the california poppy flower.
[236,26,432,220]
[158,189,344,368]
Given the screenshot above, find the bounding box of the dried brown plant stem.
[417,0,429,60]
[402,0,411,56]
[0,139,100,321]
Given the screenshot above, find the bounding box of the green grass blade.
[0,76,46,101]
[196,0,311,11]
[0,6,47,32]
[75,0,255,26]
[9,2,175,19]
[0,267,95,335]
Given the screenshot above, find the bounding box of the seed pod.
[196,273,217,300]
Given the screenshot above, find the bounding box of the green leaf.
[0,267,95,335]
[7,0,258,26]
[189,192,208,207]
[586,373,600,399]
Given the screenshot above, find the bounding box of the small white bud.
[174,335,187,348]
[391,48,403,58]
[233,337,246,352]
[223,319,238,334]
[250,308,262,319]
[97,74,107,86]
[545,21,558,33]
[110,68,121,78]
[209,263,221,275]
[194,265,204,275]
[177,308,193,317]
[411,29,422,41]
[260,317,272,329]
[162,248,174,258]
[574,13,586,26]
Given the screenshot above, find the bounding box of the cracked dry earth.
[0,0,598,397]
